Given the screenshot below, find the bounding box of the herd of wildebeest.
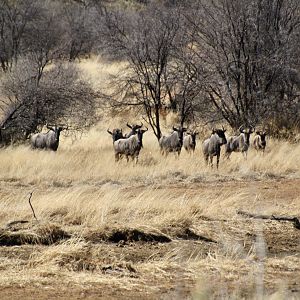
[30,123,267,168]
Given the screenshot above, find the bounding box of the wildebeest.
[253,131,267,153]
[125,122,143,138]
[31,125,67,151]
[202,127,227,169]
[113,127,148,163]
[183,130,198,154]
[107,128,124,143]
[159,126,187,156]
[224,125,254,159]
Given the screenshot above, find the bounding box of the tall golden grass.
[0,122,298,187]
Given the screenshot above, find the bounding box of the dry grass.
[0,56,299,298]
[77,55,127,91]
[0,122,299,187]
[0,121,298,299]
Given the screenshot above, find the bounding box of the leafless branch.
[28,192,38,221]
[237,210,300,230]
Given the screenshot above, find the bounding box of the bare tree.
[186,0,300,129]
[0,0,102,144]
[0,0,39,72]
[0,59,97,144]
[165,35,208,127]
[62,1,98,61]
[103,5,183,141]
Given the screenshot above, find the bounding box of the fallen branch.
[237,210,300,230]
[28,192,38,221]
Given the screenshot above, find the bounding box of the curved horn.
[126,122,132,129]
[138,122,143,128]
[107,129,113,135]
[143,126,148,132]
[238,125,244,133]
[222,125,226,132]
[173,126,178,131]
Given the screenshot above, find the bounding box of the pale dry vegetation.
[0,122,299,299]
[0,122,299,186]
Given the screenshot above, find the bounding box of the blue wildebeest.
[31,125,67,151]
[183,130,199,154]
[107,128,124,143]
[224,125,254,159]
[253,131,267,153]
[125,122,143,138]
[113,127,148,163]
[202,127,227,169]
[159,126,187,156]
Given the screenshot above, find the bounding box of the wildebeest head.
[212,126,227,145]
[190,130,199,145]
[173,126,187,144]
[126,122,143,137]
[47,125,67,141]
[107,128,123,142]
[256,131,267,148]
[136,127,148,148]
[239,125,254,145]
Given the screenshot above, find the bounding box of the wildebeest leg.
[204,154,209,166]
[224,151,231,160]
[126,155,129,162]
[135,155,138,164]
[115,153,119,162]
[216,154,220,169]
[209,155,213,168]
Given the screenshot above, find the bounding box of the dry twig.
[28,192,38,221]
[237,210,300,230]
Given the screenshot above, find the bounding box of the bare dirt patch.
[0,222,70,246]
[85,227,171,244]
